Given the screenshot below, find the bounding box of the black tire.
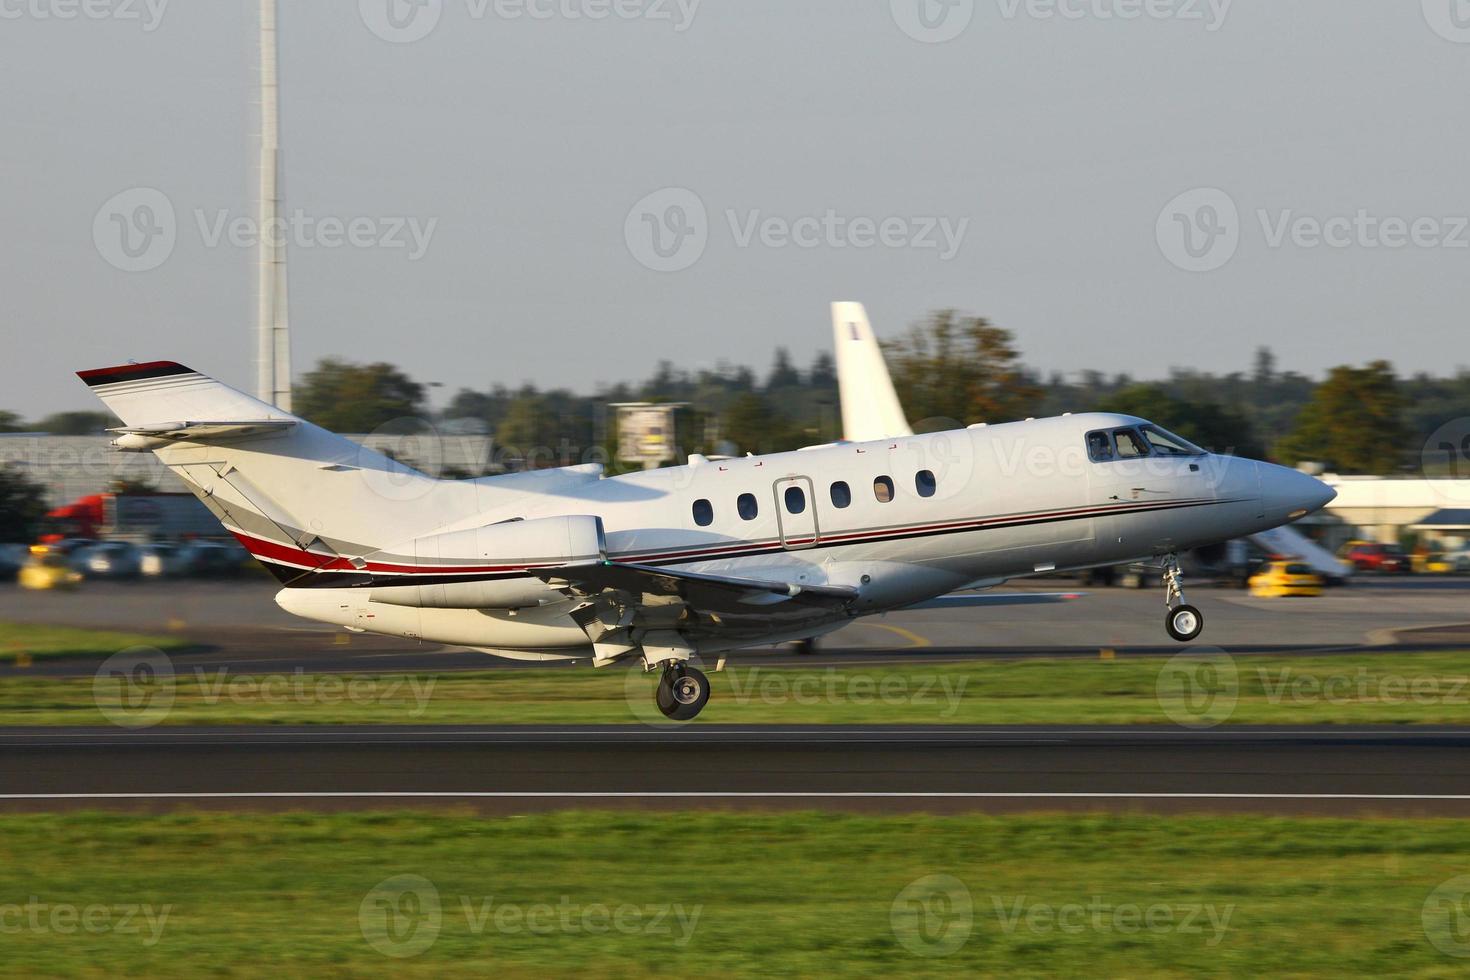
[1165,604,1205,643]
[657,665,710,721]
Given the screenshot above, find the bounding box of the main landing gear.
[656,662,711,721]
[1161,554,1205,643]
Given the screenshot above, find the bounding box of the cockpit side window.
[1113,428,1150,459]
[1086,430,1114,462]
[1140,424,1206,457]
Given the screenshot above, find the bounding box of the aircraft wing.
[538,561,858,614]
[901,591,1086,610]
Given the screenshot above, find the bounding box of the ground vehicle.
[0,544,28,581]
[18,546,83,591]
[137,542,189,577]
[69,541,142,579]
[1339,541,1411,574]
[40,492,219,544]
[1249,560,1325,597]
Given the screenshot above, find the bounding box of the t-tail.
[77,361,473,585]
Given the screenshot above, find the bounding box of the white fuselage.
[277,412,1326,658]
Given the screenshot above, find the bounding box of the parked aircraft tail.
[830,302,912,442]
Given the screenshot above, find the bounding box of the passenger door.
[773,477,818,550]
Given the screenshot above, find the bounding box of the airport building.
[0,431,496,506]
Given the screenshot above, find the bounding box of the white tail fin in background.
[830,302,912,442]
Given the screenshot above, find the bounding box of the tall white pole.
[257,0,292,411]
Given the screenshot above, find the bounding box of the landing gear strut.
[1161,554,1204,643]
[656,662,710,721]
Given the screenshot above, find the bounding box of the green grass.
[0,622,192,664]
[0,810,1466,977]
[5,650,1470,726]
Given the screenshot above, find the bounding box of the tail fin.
[830,302,912,442]
[77,361,463,582]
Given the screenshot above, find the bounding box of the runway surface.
[4,577,1470,677]
[4,724,1470,816]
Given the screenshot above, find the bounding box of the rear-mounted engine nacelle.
[369,514,605,610]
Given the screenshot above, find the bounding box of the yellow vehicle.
[17,546,83,591]
[1249,560,1325,598]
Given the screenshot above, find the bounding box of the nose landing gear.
[1161,554,1204,642]
[656,662,711,721]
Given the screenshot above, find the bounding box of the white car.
[70,542,142,579]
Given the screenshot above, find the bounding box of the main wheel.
[656,665,710,721]
[1165,604,1204,643]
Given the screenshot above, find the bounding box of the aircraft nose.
[1260,463,1336,520]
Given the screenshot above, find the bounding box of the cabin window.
[873,476,895,503]
[737,493,759,521]
[1114,428,1150,459]
[784,485,807,515]
[830,481,852,509]
[692,499,714,527]
[915,470,937,498]
[1086,430,1114,462]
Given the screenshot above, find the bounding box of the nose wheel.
[656,663,710,721]
[1161,555,1205,642]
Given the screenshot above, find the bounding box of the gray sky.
[3,0,1468,415]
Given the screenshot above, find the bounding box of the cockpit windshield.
[1139,424,1206,457]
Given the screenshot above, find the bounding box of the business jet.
[78,334,1334,721]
